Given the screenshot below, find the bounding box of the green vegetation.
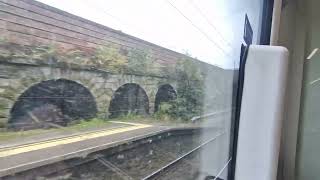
[0,128,53,142]
[112,113,189,125]
[0,114,193,142]
[0,121,7,129]
[65,118,113,131]
[153,102,173,121]
[92,45,128,73]
[157,57,205,121]
[0,42,164,75]
[127,48,161,75]
[29,44,59,61]
[0,118,112,142]
[0,40,205,132]
[111,113,145,122]
[29,44,129,73]
[0,37,7,44]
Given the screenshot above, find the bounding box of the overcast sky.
[37,0,263,69]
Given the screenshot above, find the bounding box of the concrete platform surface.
[0,121,170,177]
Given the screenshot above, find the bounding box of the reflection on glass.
[0,0,263,179]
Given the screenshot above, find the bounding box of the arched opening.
[9,79,97,130]
[109,83,149,118]
[155,84,177,112]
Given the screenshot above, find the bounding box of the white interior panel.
[235,45,289,180]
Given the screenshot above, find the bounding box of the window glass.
[0,0,264,179]
[296,0,320,179]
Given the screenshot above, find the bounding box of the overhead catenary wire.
[164,0,236,60]
[75,0,185,64]
[188,0,233,48]
[76,0,237,66]
[79,0,147,38]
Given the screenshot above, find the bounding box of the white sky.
[37,0,263,69]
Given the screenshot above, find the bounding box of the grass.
[112,114,147,122]
[112,113,191,126]
[0,115,191,143]
[0,118,112,142]
[65,118,112,131]
[0,128,53,142]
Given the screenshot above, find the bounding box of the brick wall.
[0,0,196,66]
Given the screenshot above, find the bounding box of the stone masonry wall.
[0,0,233,126]
[0,63,177,125]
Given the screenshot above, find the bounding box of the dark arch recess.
[9,79,97,130]
[155,84,177,112]
[108,83,149,118]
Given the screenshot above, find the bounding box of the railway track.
[142,132,225,180]
[2,127,224,180]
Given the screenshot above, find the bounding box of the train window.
[296,0,320,179]
[0,0,268,179]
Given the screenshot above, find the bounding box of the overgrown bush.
[127,48,161,75]
[163,57,205,121]
[153,102,173,121]
[93,45,128,73]
[30,44,59,62]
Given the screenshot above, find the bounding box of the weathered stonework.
[0,63,179,125]
[0,0,235,128]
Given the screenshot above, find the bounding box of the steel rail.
[141,131,225,180]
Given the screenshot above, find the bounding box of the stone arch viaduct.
[0,0,232,128]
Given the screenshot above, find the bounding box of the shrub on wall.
[127,48,162,75]
[92,45,128,73]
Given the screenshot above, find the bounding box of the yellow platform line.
[108,121,149,126]
[0,122,152,158]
